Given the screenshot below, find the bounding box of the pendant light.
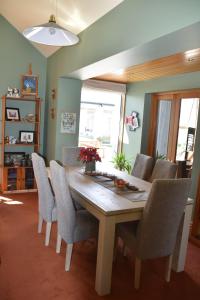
[23,2,79,46]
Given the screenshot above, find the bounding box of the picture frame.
[60,112,76,134]
[21,74,38,96]
[4,152,25,166]
[5,107,20,121]
[19,130,35,144]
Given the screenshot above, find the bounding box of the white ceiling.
[0,0,123,57]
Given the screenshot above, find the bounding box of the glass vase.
[85,160,96,172]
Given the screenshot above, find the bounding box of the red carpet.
[0,193,200,300]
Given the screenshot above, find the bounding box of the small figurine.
[7,87,13,97]
[4,136,9,144]
[9,136,17,144]
[24,113,35,122]
[12,88,20,98]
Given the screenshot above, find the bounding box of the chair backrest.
[131,154,154,180]
[150,159,177,182]
[62,146,82,167]
[32,153,55,222]
[135,178,191,260]
[50,160,76,243]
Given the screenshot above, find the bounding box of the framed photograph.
[61,112,76,134]
[6,107,20,121]
[4,152,25,166]
[21,74,38,96]
[19,131,35,144]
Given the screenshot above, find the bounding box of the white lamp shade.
[23,21,79,46]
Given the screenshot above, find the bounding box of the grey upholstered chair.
[131,154,154,180]
[117,178,191,289]
[50,160,98,271]
[32,153,57,246]
[62,146,82,167]
[62,146,85,210]
[150,159,177,182]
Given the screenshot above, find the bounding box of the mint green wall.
[123,86,145,163]
[124,71,200,198]
[47,0,200,77]
[46,0,200,162]
[45,66,57,160]
[0,15,47,154]
[54,78,82,161]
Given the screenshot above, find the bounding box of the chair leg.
[45,222,52,246]
[165,254,173,282]
[65,243,73,271]
[38,214,43,233]
[56,234,62,253]
[134,257,142,289]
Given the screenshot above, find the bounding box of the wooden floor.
[0,192,200,300]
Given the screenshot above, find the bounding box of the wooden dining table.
[56,164,193,296]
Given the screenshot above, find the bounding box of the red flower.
[78,147,101,163]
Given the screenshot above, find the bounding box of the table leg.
[172,204,193,272]
[95,215,116,296]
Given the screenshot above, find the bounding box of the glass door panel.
[176,98,199,177]
[7,168,17,190]
[155,100,171,157]
[25,168,35,189]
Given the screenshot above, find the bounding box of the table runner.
[80,172,148,202]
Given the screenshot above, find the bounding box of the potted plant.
[112,152,132,174]
[155,150,166,160]
[79,147,101,172]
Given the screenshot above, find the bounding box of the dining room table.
[50,163,193,296]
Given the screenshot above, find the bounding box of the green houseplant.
[155,150,166,160]
[112,152,132,174]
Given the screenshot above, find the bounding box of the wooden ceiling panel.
[94,49,200,83]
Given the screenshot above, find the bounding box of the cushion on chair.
[74,210,99,242]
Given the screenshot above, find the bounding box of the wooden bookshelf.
[0,95,41,193]
[3,144,40,147]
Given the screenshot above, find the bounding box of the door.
[148,90,200,177]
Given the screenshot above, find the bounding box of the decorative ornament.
[50,88,56,119]
[125,111,139,131]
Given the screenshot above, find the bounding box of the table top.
[67,164,151,216]
[47,163,193,216]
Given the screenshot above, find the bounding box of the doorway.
[148,90,200,178]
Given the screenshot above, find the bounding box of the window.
[79,87,125,162]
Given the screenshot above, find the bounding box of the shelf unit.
[0,95,41,193]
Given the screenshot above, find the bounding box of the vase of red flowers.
[79,147,101,172]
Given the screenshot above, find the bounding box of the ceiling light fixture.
[184,49,199,62]
[23,1,79,46]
